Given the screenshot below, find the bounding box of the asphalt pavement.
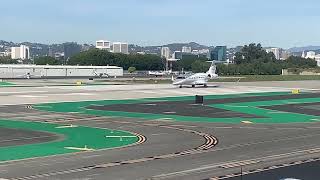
[0,81,320,180]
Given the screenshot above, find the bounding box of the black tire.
[192,85,195,88]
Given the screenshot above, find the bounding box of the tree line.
[34,49,165,71]
[31,43,318,75]
[217,43,316,75]
[0,56,19,64]
[68,49,164,70]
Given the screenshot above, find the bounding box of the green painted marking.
[34,91,319,124]
[0,119,138,162]
[0,82,15,87]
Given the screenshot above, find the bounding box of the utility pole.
[240,165,243,180]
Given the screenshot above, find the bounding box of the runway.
[0,81,320,180]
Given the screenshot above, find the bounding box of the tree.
[68,49,164,70]
[128,67,136,73]
[191,60,210,73]
[0,56,18,64]
[283,56,316,68]
[174,55,208,71]
[234,43,276,65]
[34,56,60,65]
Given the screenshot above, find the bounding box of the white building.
[161,47,171,60]
[11,47,20,59]
[137,52,146,55]
[112,42,129,54]
[191,50,199,55]
[305,51,316,59]
[199,49,210,54]
[96,40,111,51]
[11,45,30,60]
[314,54,320,67]
[182,46,192,53]
[0,64,123,78]
[266,48,281,60]
[172,51,182,59]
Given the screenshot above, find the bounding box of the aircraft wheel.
[204,84,208,88]
[192,85,195,88]
[179,85,182,88]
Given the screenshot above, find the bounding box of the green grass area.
[32,91,320,124]
[0,81,15,87]
[97,75,320,84]
[212,75,320,82]
[0,119,138,162]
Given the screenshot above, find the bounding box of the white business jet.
[93,70,109,78]
[17,72,42,79]
[172,61,218,88]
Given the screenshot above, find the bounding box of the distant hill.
[288,46,320,52]
[128,42,210,55]
[164,42,209,52]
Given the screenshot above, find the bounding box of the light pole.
[240,165,243,180]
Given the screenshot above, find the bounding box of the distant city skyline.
[1,0,320,48]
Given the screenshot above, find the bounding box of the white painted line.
[241,121,253,124]
[14,95,48,98]
[55,125,78,129]
[268,111,289,114]
[105,136,137,138]
[163,111,176,114]
[0,91,47,94]
[69,93,96,96]
[214,126,234,129]
[225,105,249,108]
[64,146,94,151]
[151,133,169,136]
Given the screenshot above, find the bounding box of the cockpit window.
[177,76,186,79]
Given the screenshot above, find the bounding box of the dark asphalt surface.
[0,127,59,147]
[87,93,320,119]
[227,160,320,180]
[1,93,320,180]
[264,102,320,116]
[88,103,262,118]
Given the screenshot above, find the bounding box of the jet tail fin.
[206,61,218,79]
[206,61,216,75]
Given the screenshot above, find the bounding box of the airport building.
[210,46,227,61]
[11,45,30,60]
[173,51,182,59]
[161,47,171,60]
[96,40,111,51]
[0,64,123,78]
[182,46,192,53]
[63,42,81,60]
[266,48,281,60]
[112,42,129,54]
[305,51,316,59]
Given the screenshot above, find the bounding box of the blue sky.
[1,0,319,48]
